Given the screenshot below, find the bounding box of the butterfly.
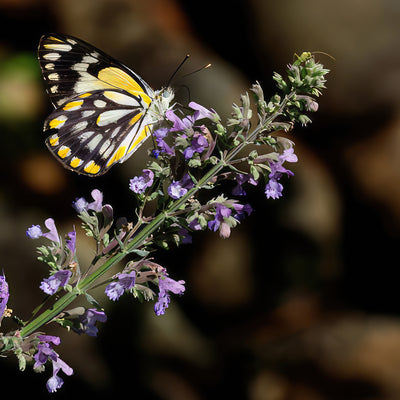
[38,33,174,176]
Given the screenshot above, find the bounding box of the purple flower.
[73,189,104,213]
[207,204,233,238]
[0,273,9,319]
[183,132,209,160]
[166,102,219,134]
[269,160,294,180]
[41,218,60,243]
[66,230,76,255]
[208,204,231,231]
[178,228,192,244]
[168,180,188,199]
[154,269,185,316]
[87,189,103,212]
[232,173,258,196]
[26,224,43,239]
[105,271,136,301]
[40,270,72,295]
[34,335,73,393]
[166,109,196,132]
[72,197,88,213]
[264,146,298,200]
[152,149,160,158]
[34,338,60,369]
[46,374,64,393]
[269,146,297,180]
[78,309,107,337]
[189,101,219,122]
[129,169,154,194]
[279,147,298,163]
[168,173,194,199]
[188,218,202,231]
[232,202,253,219]
[153,128,175,156]
[265,179,284,199]
[206,202,251,238]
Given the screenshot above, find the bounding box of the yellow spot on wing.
[63,100,84,111]
[129,113,142,126]
[107,146,127,167]
[128,125,151,153]
[58,147,70,159]
[97,67,152,105]
[44,43,72,51]
[70,157,82,168]
[49,117,67,129]
[48,36,64,42]
[49,135,59,146]
[79,92,92,98]
[84,161,101,174]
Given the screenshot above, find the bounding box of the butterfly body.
[38,34,174,176]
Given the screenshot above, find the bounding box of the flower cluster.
[26,218,76,295]
[154,268,186,316]
[0,52,329,393]
[64,307,107,337]
[33,335,73,393]
[0,273,9,322]
[104,260,185,315]
[265,145,298,199]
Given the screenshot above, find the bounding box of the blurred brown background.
[2,0,400,399]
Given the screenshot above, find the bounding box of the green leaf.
[188,157,201,168]
[54,318,74,331]
[215,123,226,136]
[147,191,159,201]
[127,249,150,258]
[148,161,163,173]
[248,150,258,160]
[85,293,103,309]
[15,347,26,371]
[250,165,260,180]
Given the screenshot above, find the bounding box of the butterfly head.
[150,87,175,119]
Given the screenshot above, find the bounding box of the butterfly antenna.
[167,54,191,87]
[182,63,212,78]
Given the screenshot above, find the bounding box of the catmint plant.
[0,52,329,392]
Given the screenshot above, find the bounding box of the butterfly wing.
[44,89,153,175]
[38,33,154,107]
[38,34,156,176]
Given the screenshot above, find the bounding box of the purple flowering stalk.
[0,272,10,324]
[0,53,329,392]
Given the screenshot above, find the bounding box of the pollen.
[3,308,12,318]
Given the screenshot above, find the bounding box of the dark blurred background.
[2,0,400,399]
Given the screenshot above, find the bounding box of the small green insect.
[293,51,335,66]
[293,52,313,66]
